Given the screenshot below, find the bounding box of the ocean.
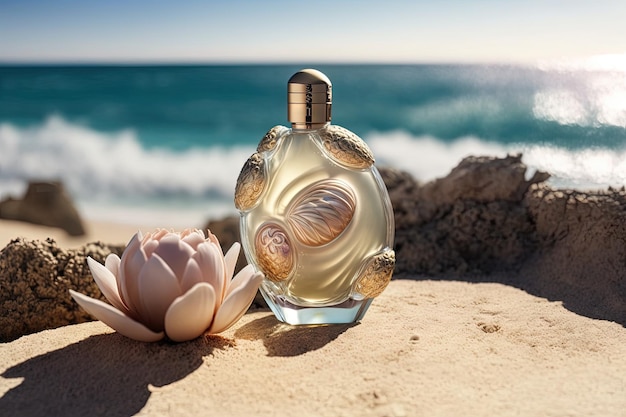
[1,63,625,227]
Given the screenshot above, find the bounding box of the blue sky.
[1,0,625,63]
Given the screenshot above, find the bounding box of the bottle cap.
[288,69,332,129]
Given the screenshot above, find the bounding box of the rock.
[379,154,626,325]
[380,155,548,276]
[3,154,624,341]
[0,239,124,342]
[0,181,86,236]
[418,154,550,204]
[521,184,626,323]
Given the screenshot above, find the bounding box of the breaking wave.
[1,117,625,226]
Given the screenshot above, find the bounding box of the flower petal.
[87,256,129,315]
[181,229,206,250]
[179,258,204,293]
[207,231,223,254]
[193,241,226,301]
[224,264,255,298]
[152,229,170,241]
[164,283,216,342]
[69,290,164,342]
[137,253,182,332]
[142,239,159,259]
[209,271,263,334]
[153,233,195,281]
[105,253,121,277]
[118,232,146,314]
[224,242,241,281]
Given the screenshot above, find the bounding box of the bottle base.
[261,289,373,325]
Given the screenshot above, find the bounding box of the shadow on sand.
[235,314,357,357]
[0,332,232,417]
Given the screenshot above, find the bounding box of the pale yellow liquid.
[241,127,394,307]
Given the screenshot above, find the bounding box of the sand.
[0,218,165,249]
[1,220,626,416]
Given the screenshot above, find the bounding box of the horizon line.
[0,57,541,67]
[2,54,622,70]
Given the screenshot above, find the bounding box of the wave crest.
[0,116,256,226]
[0,116,253,201]
[367,130,626,189]
[1,118,624,226]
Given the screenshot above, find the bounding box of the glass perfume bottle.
[235,69,395,325]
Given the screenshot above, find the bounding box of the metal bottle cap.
[288,69,332,129]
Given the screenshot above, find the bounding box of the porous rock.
[521,183,626,323]
[382,155,549,276]
[0,238,124,342]
[380,154,626,324]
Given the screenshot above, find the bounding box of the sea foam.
[368,130,626,189]
[0,116,254,226]
[1,116,624,227]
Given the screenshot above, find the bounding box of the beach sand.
[1,219,625,416]
[0,218,173,249]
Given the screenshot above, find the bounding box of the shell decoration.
[320,125,375,169]
[234,152,266,211]
[287,179,356,247]
[254,223,294,282]
[353,249,396,299]
[257,125,289,153]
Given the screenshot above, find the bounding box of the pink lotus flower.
[70,229,263,342]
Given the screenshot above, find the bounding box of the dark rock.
[380,155,548,276]
[380,154,625,325]
[418,154,549,204]
[0,181,86,236]
[0,239,124,342]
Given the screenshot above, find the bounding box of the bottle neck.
[291,121,330,132]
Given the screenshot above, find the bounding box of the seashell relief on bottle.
[235,69,395,325]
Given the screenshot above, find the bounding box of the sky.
[0,0,625,64]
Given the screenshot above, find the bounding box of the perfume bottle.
[235,69,395,325]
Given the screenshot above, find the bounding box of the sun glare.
[581,53,626,72]
[539,53,626,73]
[533,54,626,129]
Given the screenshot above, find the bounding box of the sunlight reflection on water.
[534,54,626,128]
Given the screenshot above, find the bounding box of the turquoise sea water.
[1,64,625,226]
